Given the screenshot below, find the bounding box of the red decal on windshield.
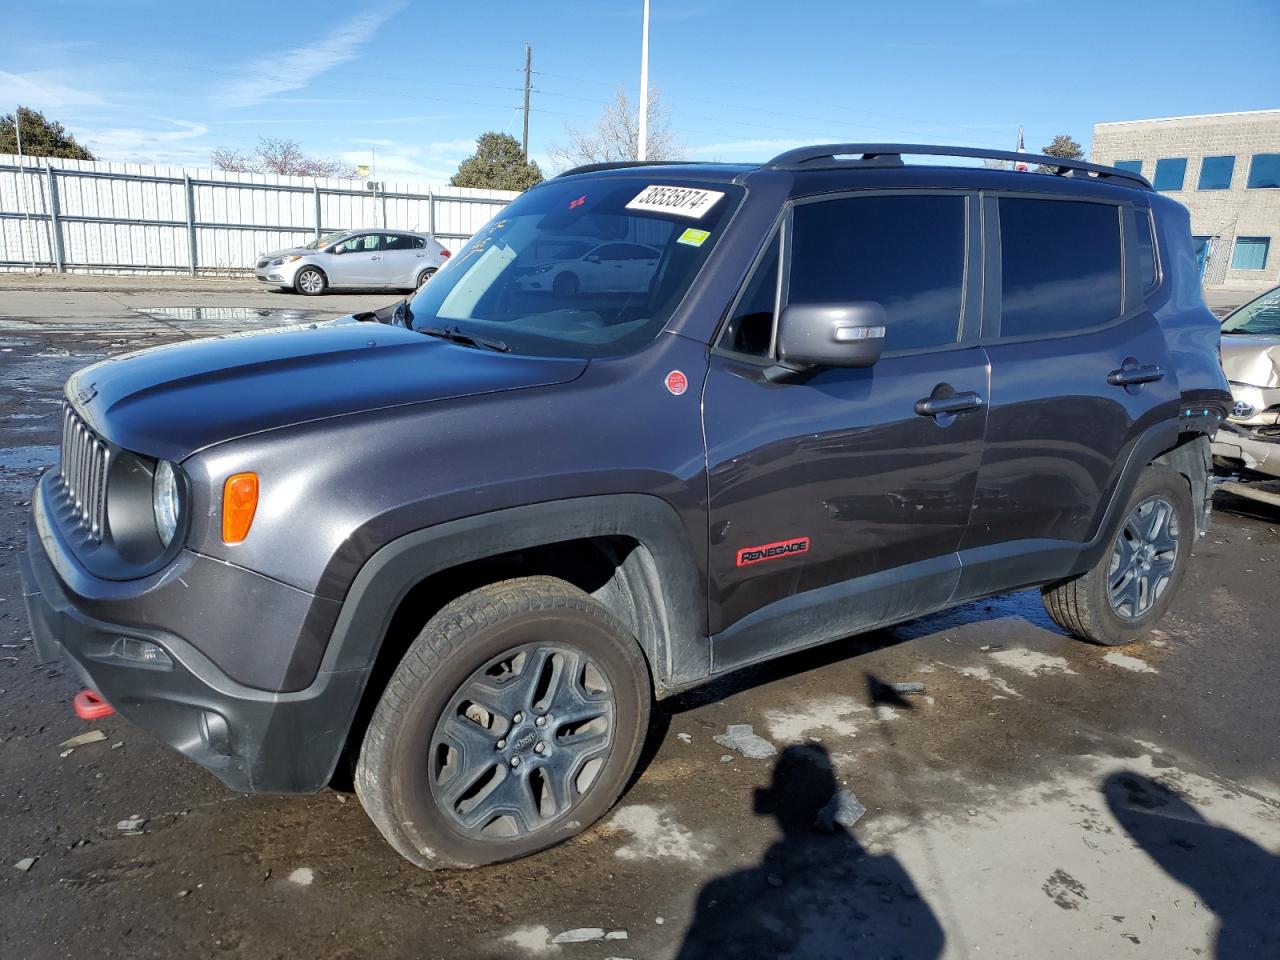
[736,537,810,568]
[569,195,586,210]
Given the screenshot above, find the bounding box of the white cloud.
[81,119,211,165]
[0,70,107,109]
[217,2,405,108]
[336,138,476,185]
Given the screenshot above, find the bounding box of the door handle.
[1107,362,1164,386]
[915,391,985,417]
[370,255,382,261]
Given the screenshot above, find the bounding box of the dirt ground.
[1,280,1276,960]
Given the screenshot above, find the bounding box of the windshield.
[305,231,349,250]
[406,178,743,358]
[1222,286,1280,336]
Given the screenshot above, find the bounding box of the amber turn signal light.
[222,472,259,543]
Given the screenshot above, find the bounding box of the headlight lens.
[152,459,180,547]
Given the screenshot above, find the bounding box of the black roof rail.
[555,160,689,178]
[764,143,1152,191]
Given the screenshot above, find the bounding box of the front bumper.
[19,502,367,794]
[1212,425,1280,478]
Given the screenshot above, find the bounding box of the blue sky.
[3,0,1278,183]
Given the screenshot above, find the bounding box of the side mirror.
[327,246,342,255]
[776,302,887,370]
[585,254,601,263]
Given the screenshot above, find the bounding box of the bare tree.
[547,88,684,170]
[211,137,356,178]
[983,157,1011,171]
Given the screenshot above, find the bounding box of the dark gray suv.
[20,144,1231,869]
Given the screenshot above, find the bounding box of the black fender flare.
[1078,422,1211,573]
[317,494,707,695]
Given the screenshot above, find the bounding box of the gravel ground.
[0,282,1276,960]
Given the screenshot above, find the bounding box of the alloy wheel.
[1107,495,1179,620]
[428,643,616,841]
[298,270,323,294]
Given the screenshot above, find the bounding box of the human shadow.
[1102,771,1280,958]
[676,744,944,960]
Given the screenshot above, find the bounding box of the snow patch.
[763,696,871,743]
[1103,652,1158,674]
[502,925,553,954]
[989,648,1077,676]
[608,804,714,862]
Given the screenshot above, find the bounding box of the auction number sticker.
[627,185,725,219]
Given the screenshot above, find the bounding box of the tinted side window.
[999,199,1122,337]
[382,234,412,251]
[720,235,779,357]
[1134,209,1158,293]
[788,195,966,352]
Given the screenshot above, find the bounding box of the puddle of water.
[0,445,59,469]
[133,306,328,325]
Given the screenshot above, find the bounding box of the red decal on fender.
[665,370,688,396]
[736,537,811,567]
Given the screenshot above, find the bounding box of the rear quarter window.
[998,198,1122,337]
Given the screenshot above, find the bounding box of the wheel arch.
[321,495,706,779]
[1082,422,1213,573]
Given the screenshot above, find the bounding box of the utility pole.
[637,0,650,161]
[521,43,532,160]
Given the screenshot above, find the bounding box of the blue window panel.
[1247,154,1280,188]
[1153,158,1188,191]
[1232,237,1271,270]
[1114,160,1142,174]
[1197,155,1235,190]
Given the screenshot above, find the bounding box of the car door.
[378,233,425,286]
[327,233,383,287]
[704,191,989,672]
[954,194,1181,598]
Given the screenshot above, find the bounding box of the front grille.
[59,404,110,541]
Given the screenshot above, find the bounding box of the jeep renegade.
[20,144,1231,869]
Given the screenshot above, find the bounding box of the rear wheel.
[1042,465,1192,646]
[294,267,326,296]
[415,267,437,289]
[354,576,650,869]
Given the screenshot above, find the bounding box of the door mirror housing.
[776,302,887,370]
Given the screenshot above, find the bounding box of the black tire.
[294,267,327,296]
[552,271,579,296]
[1042,464,1193,646]
[415,267,437,289]
[354,576,650,870]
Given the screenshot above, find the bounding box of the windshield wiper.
[418,324,509,353]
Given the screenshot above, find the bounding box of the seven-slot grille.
[59,403,110,541]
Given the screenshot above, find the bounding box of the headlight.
[152,459,180,547]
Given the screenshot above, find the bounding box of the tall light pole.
[637,0,650,161]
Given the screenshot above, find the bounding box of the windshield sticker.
[569,194,587,210]
[627,185,725,219]
[677,227,711,247]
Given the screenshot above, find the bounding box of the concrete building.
[1092,109,1280,290]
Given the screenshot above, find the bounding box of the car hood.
[259,246,313,260]
[66,318,587,462]
[1219,334,1280,389]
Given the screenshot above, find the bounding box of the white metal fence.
[0,154,519,275]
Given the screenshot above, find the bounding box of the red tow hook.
[74,689,115,721]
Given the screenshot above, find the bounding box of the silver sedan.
[255,230,451,295]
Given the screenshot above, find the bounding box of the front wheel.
[1042,464,1193,646]
[294,267,327,296]
[354,576,650,869]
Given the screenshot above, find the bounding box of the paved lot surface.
[1,281,1277,959]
